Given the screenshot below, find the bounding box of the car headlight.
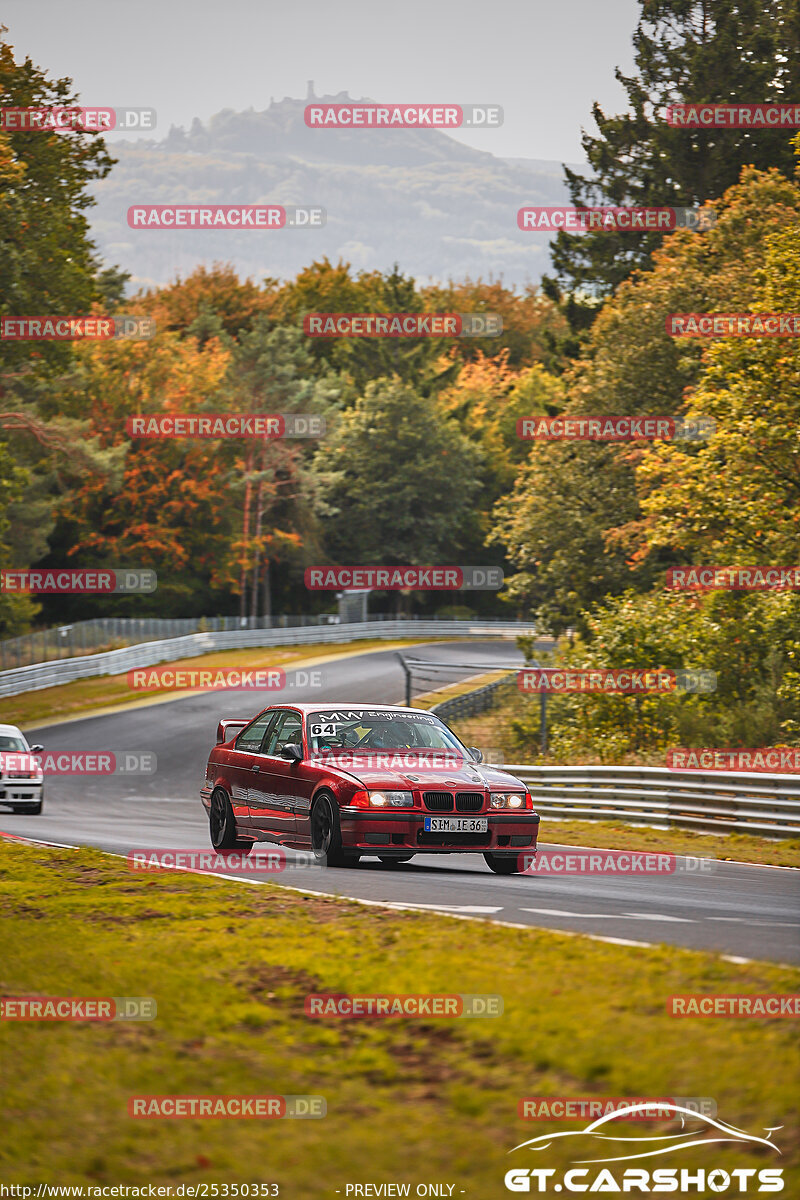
[369,790,414,808]
[490,793,526,809]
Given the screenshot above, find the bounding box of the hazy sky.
[2,0,640,162]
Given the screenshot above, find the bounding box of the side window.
[235,711,276,753]
[265,711,303,756]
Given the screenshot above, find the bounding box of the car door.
[246,709,301,842]
[226,710,278,829]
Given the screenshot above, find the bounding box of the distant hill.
[91,89,582,291]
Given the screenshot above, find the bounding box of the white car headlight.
[490,793,526,809]
[369,790,414,808]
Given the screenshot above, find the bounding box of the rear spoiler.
[216,718,249,745]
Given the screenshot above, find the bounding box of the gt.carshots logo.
[0,316,154,340]
[517,668,717,693]
[303,313,502,337]
[304,103,502,128]
[127,205,325,228]
[305,566,503,590]
[517,207,715,231]
[517,416,715,441]
[125,414,325,439]
[505,1102,785,1193]
[0,569,156,594]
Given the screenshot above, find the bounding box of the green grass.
[1,843,798,1189]
[538,818,800,868]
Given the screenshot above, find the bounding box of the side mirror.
[29,744,44,754]
[468,747,483,763]
[280,743,303,762]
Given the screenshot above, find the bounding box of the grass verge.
[1,842,798,1189]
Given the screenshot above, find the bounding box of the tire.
[310,793,348,867]
[484,852,523,875]
[378,855,414,865]
[10,801,42,815]
[209,788,253,851]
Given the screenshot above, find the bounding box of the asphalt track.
[3,640,798,964]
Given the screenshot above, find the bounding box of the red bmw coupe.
[201,703,539,874]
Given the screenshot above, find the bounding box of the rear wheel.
[484,852,523,875]
[310,793,348,867]
[209,789,253,851]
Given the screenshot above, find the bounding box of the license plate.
[424,817,488,833]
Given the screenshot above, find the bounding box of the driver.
[359,719,417,749]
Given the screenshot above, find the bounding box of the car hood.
[332,761,526,791]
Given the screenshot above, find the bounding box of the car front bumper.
[0,780,43,803]
[338,806,539,854]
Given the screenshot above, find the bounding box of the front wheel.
[484,852,523,875]
[310,793,347,867]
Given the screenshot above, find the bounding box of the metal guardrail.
[0,620,535,699]
[431,673,517,723]
[503,764,800,839]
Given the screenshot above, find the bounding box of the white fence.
[0,619,534,699]
[505,764,800,838]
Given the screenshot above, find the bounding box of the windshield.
[0,734,28,753]
[307,709,467,755]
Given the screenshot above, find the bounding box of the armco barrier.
[0,620,534,699]
[505,764,800,838]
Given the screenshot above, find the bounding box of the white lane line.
[520,907,694,923]
[378,903,505,913]
[707,917,800,927]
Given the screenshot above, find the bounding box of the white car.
[0,723,44,815]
